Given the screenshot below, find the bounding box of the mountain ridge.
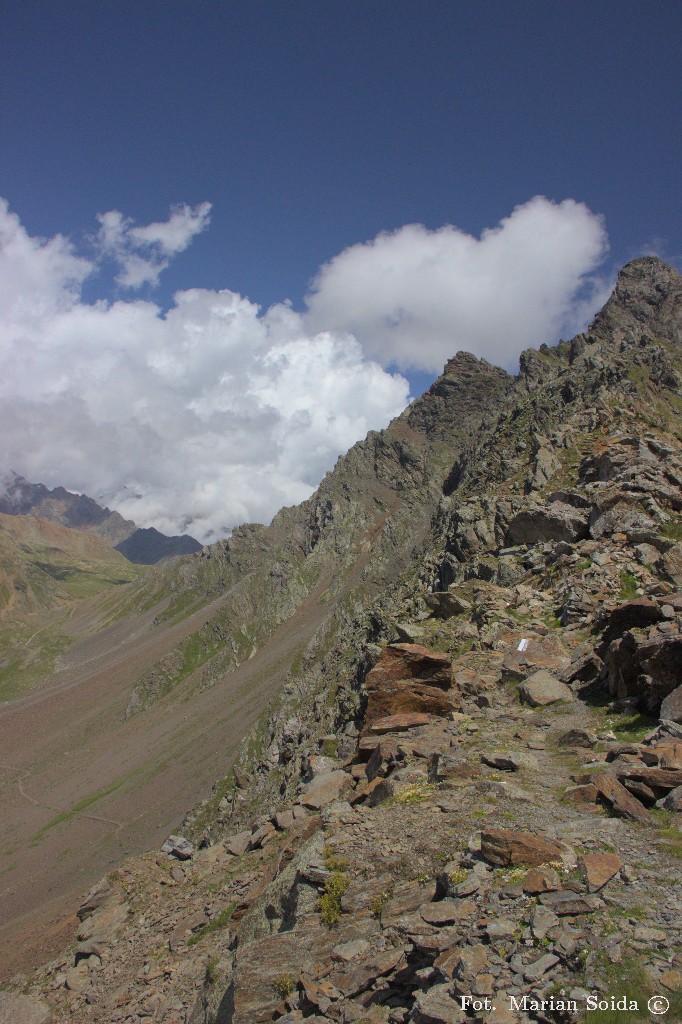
[0,471,202,564]
[1,257,681,1022]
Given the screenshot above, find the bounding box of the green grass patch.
[659,520,682,542]
[29,772,134,845]
[618,571,639,600]
[187,904,236,946]
[583,955,682,1023]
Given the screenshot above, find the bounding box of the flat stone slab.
[419,900,463,925]
[369,712,432,733]
[578,852,622,891]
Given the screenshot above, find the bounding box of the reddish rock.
[480,829,565,867]
[224,831,250,856]
[591,771,654,825]
[612,764,682,790]
[366,680,459,721]
[419,900,464,925]
[369,712,432,733]
[247,822,277,850]
[578,852,623,891]
[364,644,454,723]
[522,866,561,893]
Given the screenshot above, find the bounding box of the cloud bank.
[0,196,609,542]
[305,197,609,373]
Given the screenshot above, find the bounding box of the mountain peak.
[590,255,682,346]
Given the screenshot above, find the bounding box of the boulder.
[247,821,277,850]
[364,644,453,723]
[501,632,570,681]
[77,878,113,921]
[506,503,589,545]
[299,770,349,809]
[661,684,682,723]
[539,890,602,915]
[603,632,682,712]
[161,834,194,860]
[366,643,452,688]
[410,983,467,1023]
[424,592,471,618]
[419,900,463,925]
[369,712,432,733]
[77,899,129,944]
[523,866,560,893]
[480,829,565,866]
[519,670,574,706]
[660,542,682,586]
[659,785,682,811]
[597,599,664,651]
[365,679,460,721]
[224,830,251,856]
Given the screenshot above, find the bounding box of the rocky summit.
[2,257,682,1024]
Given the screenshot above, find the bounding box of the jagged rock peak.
[590,255,682,347]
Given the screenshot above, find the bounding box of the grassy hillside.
[0,512,151,699]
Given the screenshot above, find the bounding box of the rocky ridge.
[3,257,682,1024]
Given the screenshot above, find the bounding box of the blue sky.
[1,1,680,539]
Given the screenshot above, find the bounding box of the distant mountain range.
[0,472,202,564]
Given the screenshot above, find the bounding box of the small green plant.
[187,904,235,946]
[447,867,468,885]
[273,972,296,998]
[392,782,435,805]
[659,519,682,541]
[618,570,639,600]
[318,871,350,926]
[324,844,349,872]
[369,887,394,918]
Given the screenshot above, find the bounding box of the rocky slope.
[3,257,682,1024]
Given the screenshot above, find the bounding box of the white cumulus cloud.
[96,202,212,288]
[305,196,610,372]
[0,196,610,542]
